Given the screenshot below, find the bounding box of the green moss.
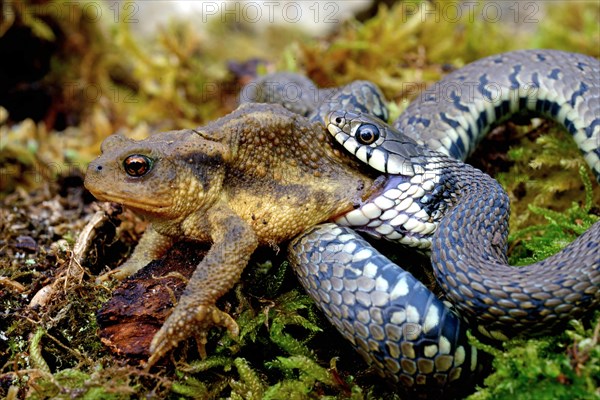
[24,367,139,400]
[264,356,339,398]
[507,166,598,265]
[167,260,352,398]
[496,123,600,232]
[533,2,600,56]
[468,314,600,400]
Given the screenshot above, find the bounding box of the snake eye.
[355,123,380,145]
[334,116,344,125]
[123,154,153,177]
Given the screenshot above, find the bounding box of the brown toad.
[84,103,376,365]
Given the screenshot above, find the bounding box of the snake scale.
[241,49,600,396]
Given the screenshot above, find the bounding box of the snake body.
[243,49,600,395]
[393,50,600,175]
[291,223,478,396]
[325,110,600,340]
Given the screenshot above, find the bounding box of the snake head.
[325,110,427,177]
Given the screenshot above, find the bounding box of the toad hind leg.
[147,202,258,367]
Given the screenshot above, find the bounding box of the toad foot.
[96,260,144,283]
[147,303,239,367]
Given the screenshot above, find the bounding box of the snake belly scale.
[245,49,600,395]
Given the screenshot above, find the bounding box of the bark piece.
[96,241,208,359]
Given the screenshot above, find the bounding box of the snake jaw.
[335,153,465,251]
[336,177,434,249]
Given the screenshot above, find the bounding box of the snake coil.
[245,49,600,396]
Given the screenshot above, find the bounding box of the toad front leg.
[147,202,258,366]
[97,225,175,282]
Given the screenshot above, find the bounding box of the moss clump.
[162,259,367,398]
[507,166,599,265]
[468,314,600,400]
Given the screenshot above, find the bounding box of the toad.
[84,103,376,365]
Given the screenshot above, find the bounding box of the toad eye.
[355,123,380,145]
[123,154,153,177]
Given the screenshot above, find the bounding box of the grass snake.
[242,49,600,396]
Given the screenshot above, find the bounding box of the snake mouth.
[335,173,439,250]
